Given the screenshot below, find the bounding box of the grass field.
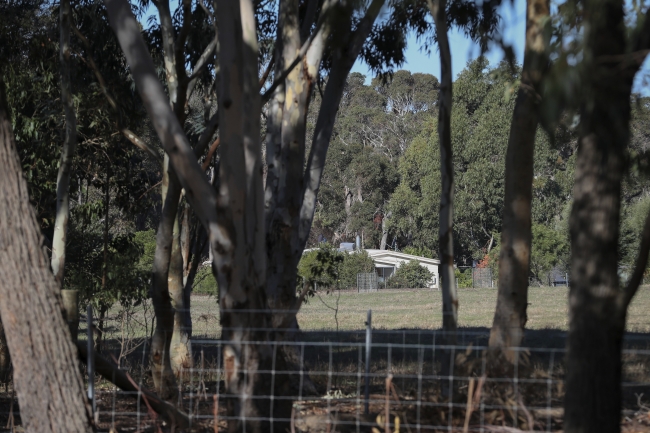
[184,285,650,336]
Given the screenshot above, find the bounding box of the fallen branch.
[76,341,190,428]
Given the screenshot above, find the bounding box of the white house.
[365,249,440,289]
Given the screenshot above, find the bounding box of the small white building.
[365,249,440,289]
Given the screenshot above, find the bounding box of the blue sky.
[350,1,650,94]
[148,0,649,94]
[351,1,527,82]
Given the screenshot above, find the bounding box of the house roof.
[301,247,442,267]
[364,249,441,266]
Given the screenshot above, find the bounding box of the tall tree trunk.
[0,78,92,433]
[263,0,327,401]
[488,0,550,364]
[264,0,384,404]
[53,0,79,331]
[214,1,276,430]
[104,0,221,404]
[564,1,650,431]
[154,0,193,378]
[428,0,457,397]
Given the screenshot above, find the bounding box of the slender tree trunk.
[564,1,644,431]
[53,0,79,330]
[169,215,192,373]
[153,0,193,378]
[95,305,107,353]
[428,0,457,397]
[298,0,385,259]
[151,155,181,400]
[0,78,92,433]
[104,0,222,403]
[488,0,550,364]
[263,0,326,401]
[380,210,391,250]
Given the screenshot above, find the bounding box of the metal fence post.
[365,309,372,415]
[87,304,95,416]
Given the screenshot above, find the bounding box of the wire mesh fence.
[2,294,650,432]
[357,273,379,292]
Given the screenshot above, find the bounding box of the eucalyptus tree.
[427,0,458,397]
[489,0,551,363]
[0,78,93,433]
[561,1,650,431]
[51,0,78,299]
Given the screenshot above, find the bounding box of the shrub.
[192,265,218,295]
[297,243,343,291]
[402,246,434,258]
[388,260,433,288]
[455,268,473,288]
[339,250,375,289]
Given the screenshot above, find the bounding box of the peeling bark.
[213,1,276,430]
[169,213,192,373]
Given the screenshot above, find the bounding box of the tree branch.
[122,128,162,163]
[186,36,218,101]
[72,23,162,165]
[193,108,219,158]
[201,137,220,171]
[104,0,218,237]
[300,0,319,42]
[621,207,650,309]
[298,0,385,247]
[633,6,650,53]
[258,55,275,90]
[261,10,328,105]
[76,342,189,428]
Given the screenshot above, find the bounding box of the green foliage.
[620,196,650,269]
[387,260,433,289]
[192,266,218,295]
[529,224,569,285]
[66,230,148,311]
[488,223,569,285]
[339,250,375,289]
[297,244,343,291]
[134,230,156,274]
[402,246,434,258]
[455,268,473,288]
[387,58,575,263]
[312,70,437,247]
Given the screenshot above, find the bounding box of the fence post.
[87,304,95,416]
[365,309,372,415]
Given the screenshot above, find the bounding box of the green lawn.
[187,286,650,335]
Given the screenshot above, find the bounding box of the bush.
[297,243,343,291]
[192,265,218,295]
[455,268,473,288]
[402,246,434,258]
[387,260,433,288]
[339,250,375,289]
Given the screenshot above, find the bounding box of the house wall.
[374,257,439,289]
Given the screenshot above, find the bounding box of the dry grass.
[289,286,650,332]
